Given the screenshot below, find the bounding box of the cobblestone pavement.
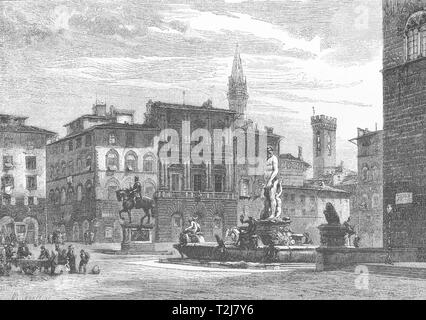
[1,243,426,300]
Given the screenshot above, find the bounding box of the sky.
[0,0,383,172]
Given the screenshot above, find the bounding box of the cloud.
[160,6,321,55]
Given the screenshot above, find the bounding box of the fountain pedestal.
[255,219,293,246]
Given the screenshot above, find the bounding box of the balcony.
[157,190,236,200]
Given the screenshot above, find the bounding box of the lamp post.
[385,204,393,265]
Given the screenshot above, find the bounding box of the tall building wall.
[0,118,55,243]
[383,0,426,248]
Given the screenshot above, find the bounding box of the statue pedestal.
[120,221,154,254]
[255,219,292,246]
[318,224,347,248]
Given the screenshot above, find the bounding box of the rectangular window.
[76,137,82,149]
[414,29,419,58]
[240,180,249,197]
[25,156,37,170]
[290,194,295,202]
[3,156,13,171]
[61,144,65,153]
[171,174,181,191]
[68,140,73,151]
[126,132,135,147]
[28,196,34,206]
[26,176,37,190]
[214,175,223,192]
[193,174,202,192]
[85,134,92,147]
[422,29,426,56]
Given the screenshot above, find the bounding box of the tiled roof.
[279,153,311,167]
[49,122,159,145]
[151,101,237,114]
[0,124,56,136]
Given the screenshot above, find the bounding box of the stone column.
[183,112,191,191]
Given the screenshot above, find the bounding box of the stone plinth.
[315,247,419,271]
[120,221,154,254]
[255,219,292,246]
[318,224,347,248]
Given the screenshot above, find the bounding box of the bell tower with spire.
[228,44,249,115]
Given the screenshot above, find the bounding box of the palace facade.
[0,114,56,243]
[45,104,159,243]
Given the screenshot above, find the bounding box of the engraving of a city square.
[1,0,426,301]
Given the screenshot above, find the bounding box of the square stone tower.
[311,115,337,179]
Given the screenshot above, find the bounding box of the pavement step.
[342,264,426,279]
[159,258,316,270]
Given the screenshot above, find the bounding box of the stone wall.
[383,1,426,248]
[155,197,238,243]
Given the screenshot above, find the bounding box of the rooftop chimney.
[298,146,303,160]
[92,102,107,116]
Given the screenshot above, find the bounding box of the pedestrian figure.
[83,231,88,245]
[49,249,58,275]
[79,249,90,274]
[17,243,32,259]
[38,245,50,273]
[66,245,77,274]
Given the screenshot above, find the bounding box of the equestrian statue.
[116,176,155,227]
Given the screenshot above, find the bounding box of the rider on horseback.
[129,177,142,203]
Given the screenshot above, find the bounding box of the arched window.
[76,184,83,202]
[68,160,74,175]
[49,189,55,203]
[327,133,332,156]
[372,193,380,209]
[106,149,119,171]
[61,161,66,175]
[316,131,321,156]
[143,154,155,172]
[361,165,369,182]
[212,214,224,238]
[67,186,74,202]
[76,158,82,172]
[50,165,55,179]
[60,187,67,205]
[360,194,369,210]
[106,179,120,200]
[72,222,80,242]
[371,165,379,181]
[85,180,93,200]
[86,155,92,171]
[405,11,426,61]
[55,188,60,204]
[125,151,138,172]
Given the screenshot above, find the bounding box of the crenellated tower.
[228,44,249,115]
[311,115,337,179]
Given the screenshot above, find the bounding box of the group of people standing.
[39,244,91,275]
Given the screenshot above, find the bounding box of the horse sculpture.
[116,189,155,226]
